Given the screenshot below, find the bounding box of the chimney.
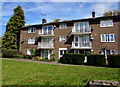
[42,19,47,24]
[92,10,95,18]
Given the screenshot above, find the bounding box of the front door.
[59,48,67,59]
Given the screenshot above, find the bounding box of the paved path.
[1,58,105,68]
[0,58,93,67]
[1,58,77,66]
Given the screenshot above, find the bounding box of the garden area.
[2,49,120,68]
[2,59,119,85]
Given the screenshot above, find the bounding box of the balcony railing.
[38,30,54,36]
[72,27,91,35]
[72,41,92,49]
[37,42,54,49]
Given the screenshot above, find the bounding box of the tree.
[103,10,120,16]
[2,5,25,51]
[53,19,60,22]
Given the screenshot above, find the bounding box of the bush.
[2,49,18,58]
[23,55,32,59]
[50,58,55,62]
[39,58,49,61]
[87,54,105,66]
[45,57,48,59]
[50,54,55,62]
[107,55,120,68]
[16,54,32,59]
[73,54,85,65]
[60,53,85,65]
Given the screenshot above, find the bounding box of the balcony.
[71,27,91,35]
[38,30,54,37]
[71,41,92,49]
[37,42,54,49]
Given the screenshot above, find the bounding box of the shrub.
[60,53,85,65]
[2,49,18,58]
[14,54,24,59]
[73,54,85,65]
[50,58,55,62]
[61,54,67,64]
[39,58,49,61]
[29,49,36,58]
[23,55,32,59]
[107,55,120,68]
[45,57,48,59]
[50,54,56,62]
[87,54,105,66]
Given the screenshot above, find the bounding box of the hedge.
[107,55,120,68]
[2,49,32,59]
[60,53,85,65]
[2,49,18,58]
[87,54,106,66]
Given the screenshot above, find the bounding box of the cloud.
[90,2,117,16]
[1,2,118,37]
[2,2,17,16]
[1,0,120,2]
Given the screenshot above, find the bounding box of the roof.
[22,15,120,29]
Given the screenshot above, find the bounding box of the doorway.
[59,48,67,59]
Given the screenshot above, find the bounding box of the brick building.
[19,14,120,59]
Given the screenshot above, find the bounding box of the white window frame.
[73,35,91,48]
[28,27,36,33]
[59,48,67,59]
[28,38,35,44]
[73,21,90,32]
[42,25,53,35]
[41,37,53,43]
[100,19,113,27]
[41,50,53,59]
[59,23,67,29]
[59,36,67,42]
[101,50,115,55]
[101,34,115,42]
[110,50,115,55]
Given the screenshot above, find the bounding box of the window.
[59,23,67,29]
[28,38,35,44]
[42,25,53,35]
[59,36,67,42]
[100,19,113,27]
[42,38,52,43]
[41,50,52,58]
[110,50,115,55]
[74,36,90,47]
[101,34,115,42]
[28,27,36,33]
[74,50,79,54]
[100,50,115,55]
[74,22,90,32]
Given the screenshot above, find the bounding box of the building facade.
[19,15,120,59]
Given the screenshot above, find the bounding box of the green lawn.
[2,60,119,85]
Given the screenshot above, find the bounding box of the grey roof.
[22,15,120,29]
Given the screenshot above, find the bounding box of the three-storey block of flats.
[19,14,120,60]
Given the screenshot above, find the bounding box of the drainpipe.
[104,49,107,59]
[104,48,108,65]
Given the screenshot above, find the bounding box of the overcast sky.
[0,0,119,37]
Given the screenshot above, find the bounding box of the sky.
[0,0,119,37]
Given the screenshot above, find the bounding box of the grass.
[0,53,2,57]
[2,60,119,85]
